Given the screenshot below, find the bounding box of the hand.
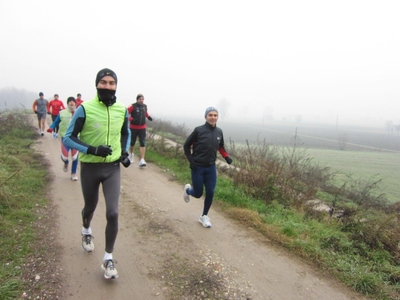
[47,112,51,115]
[225,156,233,164]
[190,161,197,171]
[88,145,112,157]
[148,116,153,121]
[47,128,53,133]
[120,151,130,168]
[34,111,38,114]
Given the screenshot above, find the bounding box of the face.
[54,95,59,99]
[97,76,117,90]
[137,96,144,103]
[67,101,76,111]
[205,111,218,127]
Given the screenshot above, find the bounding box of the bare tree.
[217,98,231,120]
[384,120,393,134]
[0,87,36,111]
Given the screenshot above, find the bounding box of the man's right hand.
[88,145,112,157]
[190,161,197,171]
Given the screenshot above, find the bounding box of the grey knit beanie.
[204,107,218,118]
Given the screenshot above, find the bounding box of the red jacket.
[48,99,65,116]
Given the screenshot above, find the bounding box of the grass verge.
[0,112,62,299]
[144,137,400,300]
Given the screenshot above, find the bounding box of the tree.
[217,98,231,120]
[0,87,36,111]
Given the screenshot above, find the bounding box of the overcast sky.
[1,0,399,127]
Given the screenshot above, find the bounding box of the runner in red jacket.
[48,94,65,137]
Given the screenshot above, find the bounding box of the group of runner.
[31,68,233,280]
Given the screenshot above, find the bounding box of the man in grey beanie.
[183,107,233,228]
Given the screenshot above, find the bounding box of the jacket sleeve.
[49,114,61,130]
[183,129,197,163]
[218,131,229,158]
[127,105,133,122]
[120,110,131,152]
[63,106,91,153]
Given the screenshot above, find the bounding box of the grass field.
[157,118,400,203]
[304,148,400,203]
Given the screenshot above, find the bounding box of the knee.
[192,190,203,198]
[106,210,119,223]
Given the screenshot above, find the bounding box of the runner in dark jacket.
[127,93,153,167]
[183,107,233,228]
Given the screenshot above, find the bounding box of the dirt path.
[35,130,366,300]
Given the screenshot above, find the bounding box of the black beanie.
[95,68,118,87]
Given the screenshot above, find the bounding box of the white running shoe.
[128,153,134,163]
[40,130,44,136]
[71,174,78,181]
[82,234,94,252]
[54,133,58,138]
[199,215,212,228]
[183,184,191,203]
[139,158,146,167]
[101,259,118,279]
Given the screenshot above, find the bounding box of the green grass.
[305,148,400,203]
[3,115,400,299]
[0,113,50,299]
[145,141,400,299]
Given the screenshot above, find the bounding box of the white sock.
[81,227,92,235]
[103,252,113,261]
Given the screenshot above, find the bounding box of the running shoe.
[81,234,94,252]
[128,153,134,163]
[40,130,44,136]
[183,184,191,203]
[101,259,118,279]
[63,163,68,172]
[139,158,146,167]
[199,215,212,228]
[71,174,78,181]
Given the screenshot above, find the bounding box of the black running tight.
[80,161,121,253]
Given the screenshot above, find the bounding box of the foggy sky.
[1,0,399,127]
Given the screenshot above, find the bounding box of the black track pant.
[80,161,121,253]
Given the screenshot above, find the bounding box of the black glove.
[190,161,197,171]
[34,111,38,114]
[148,116,153,121]
[120,150,130,168]
[47,112,51,115]
[87,145,112,157]
[225,156,233,164]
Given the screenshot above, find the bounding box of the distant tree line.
[0,87,37,111]
[385,120,400,134]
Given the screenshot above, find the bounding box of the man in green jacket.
[64,68,131,279]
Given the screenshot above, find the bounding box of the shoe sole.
[199,221,211,228]
[183,184,191,203]
[101,264,118,279]
[199,217,211,228]
[82,244,94,252]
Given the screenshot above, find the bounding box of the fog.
[1,0,399,128]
